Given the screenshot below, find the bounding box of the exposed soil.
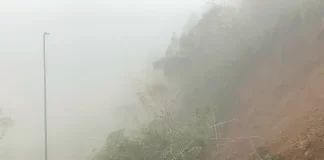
[217,20,324,160]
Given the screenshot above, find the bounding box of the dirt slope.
[221,22,324,159]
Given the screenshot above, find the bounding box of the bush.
[92,105,219,160]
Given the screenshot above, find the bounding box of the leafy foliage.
[93,105,218,160]
[91,81,220,160]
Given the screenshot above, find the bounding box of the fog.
[0,0,206,159]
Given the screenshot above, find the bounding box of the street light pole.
[43,32,50,160]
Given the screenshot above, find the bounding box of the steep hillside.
[93,1,324,160]
[153,0,324,159]
[224,21,324,160]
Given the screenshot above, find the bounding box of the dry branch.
[216,136,264,148]
[209,118,237,128]
[180,140,195,154]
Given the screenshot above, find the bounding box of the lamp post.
[43,32,50,160]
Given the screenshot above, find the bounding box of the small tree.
[0,108,13,142]
[91,80,230,160]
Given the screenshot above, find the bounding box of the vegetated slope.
[155,1,324,159]
[92,0,324,160]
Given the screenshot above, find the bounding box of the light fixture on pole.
[43,32,50,160]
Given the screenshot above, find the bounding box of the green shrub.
[92,106,221,160]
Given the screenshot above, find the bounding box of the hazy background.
[0,0,207,159]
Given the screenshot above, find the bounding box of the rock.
[305,150,312,158]
[310,128,316,133]
[298,140,309,150]
[307,134,312,138]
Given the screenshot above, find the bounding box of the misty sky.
[0,0,207,159]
